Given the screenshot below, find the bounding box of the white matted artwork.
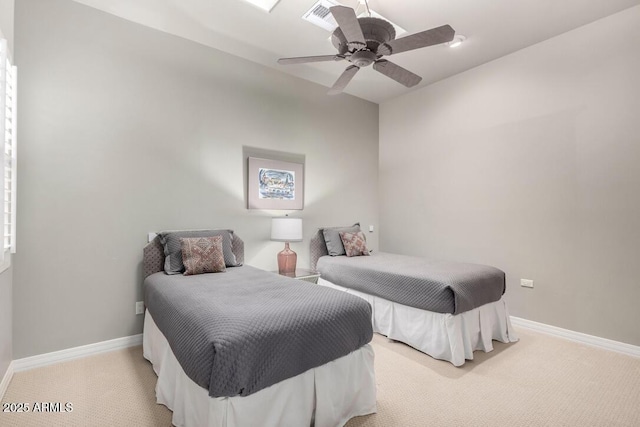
[248,157,304,210]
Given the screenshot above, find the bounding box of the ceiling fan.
[278,5,455,95]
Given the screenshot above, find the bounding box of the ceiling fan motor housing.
[331,17,396,55]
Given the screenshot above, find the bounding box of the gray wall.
[0,0,14,382]
[379,6,640,345]
[0,0,14,53]
[0,267,11,380]
[13,0,378,358]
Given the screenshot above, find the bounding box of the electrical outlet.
[521,279,534,288]
[135,301,145,315]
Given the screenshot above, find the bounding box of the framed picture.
[247,157,304,210]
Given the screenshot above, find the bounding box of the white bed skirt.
[317,278,519,367]
[143,311,377,427]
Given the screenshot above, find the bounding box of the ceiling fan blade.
[377,25,455,56]
[328,65,360,95]
[330,6,366,47]
[373,60,422,88]
[278,55,344,65]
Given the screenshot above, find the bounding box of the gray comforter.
[317,252,505,314]
[144,266,372,398]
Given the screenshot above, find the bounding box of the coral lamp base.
[277,242,297,277]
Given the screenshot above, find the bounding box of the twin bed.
[310,227,518,367]
[142,230,376,427]
[142,226,518,426]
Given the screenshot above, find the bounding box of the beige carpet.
[2,329,639,426]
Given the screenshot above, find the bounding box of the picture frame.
[247,157,304,210]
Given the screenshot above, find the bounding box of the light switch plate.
[369,225,374,232]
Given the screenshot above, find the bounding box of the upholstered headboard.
[143,233,245,279]
[310,229,328,272]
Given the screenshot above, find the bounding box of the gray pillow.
[322,223,361,256]
[159,229,238,274]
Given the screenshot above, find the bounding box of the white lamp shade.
[271,217,303,242]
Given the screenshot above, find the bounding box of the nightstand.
[274,268,321,284]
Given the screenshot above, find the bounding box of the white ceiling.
[71,0,640,104]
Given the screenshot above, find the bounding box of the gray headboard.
[310,229,328,272]
[143,233,245,279]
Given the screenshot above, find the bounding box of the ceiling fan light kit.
[279,5,455,95]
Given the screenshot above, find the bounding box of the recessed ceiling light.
[239,0,281,13]
[447,34,466,48]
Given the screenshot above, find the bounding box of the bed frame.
[309,229,518,366]
[310,230,329,272]
[142,231,376,427]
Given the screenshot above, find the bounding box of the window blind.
[0,38,17,258]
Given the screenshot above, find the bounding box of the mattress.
[316,252,505,314]
[144,265,373,398]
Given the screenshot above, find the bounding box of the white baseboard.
[0,361,14,400]
[5,319,638,382]
[510,316,640,358]
[12,334,143,373]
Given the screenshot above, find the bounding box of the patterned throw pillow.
[322,223,360,256]
[159,229,238,275]
[338,231,370,257]
[180,236,226,275]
